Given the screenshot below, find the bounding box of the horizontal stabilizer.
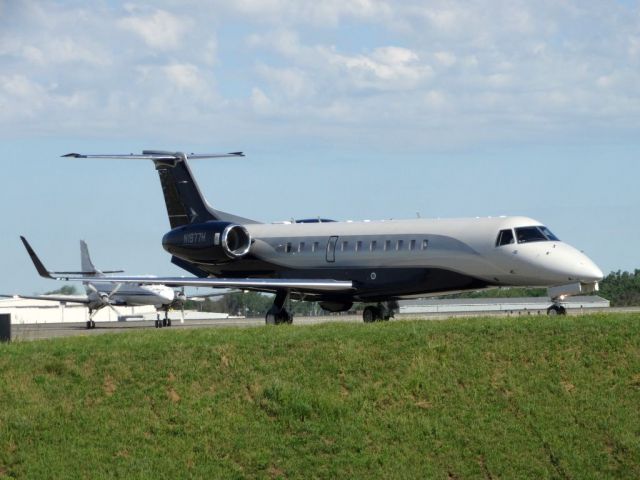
[63,151,244,160]
[51,270,124,275]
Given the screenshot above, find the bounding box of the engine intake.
[222,224,251,258]
[162,221,252,264]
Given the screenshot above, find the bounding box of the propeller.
[86,282,124,320]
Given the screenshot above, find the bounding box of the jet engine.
[162,221,252,264]
[319,301,353,313]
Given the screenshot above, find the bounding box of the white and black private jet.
[52,150,603,324]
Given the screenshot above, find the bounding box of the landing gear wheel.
[265,290,293,325]
[162,318,168,327]
[167,319,172,327]
[86,320,92,329]
[363,306,378,323]
[154,319,160,328]
[265,307,292,325]
[547,305,567,316]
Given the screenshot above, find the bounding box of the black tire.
[547,305,565,316]
[265,311,277,325]
[167,319,172,327]
[363,306,376,323]
[155,319,160,328]
[86,320,91,329]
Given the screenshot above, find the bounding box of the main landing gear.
[154,309,173,328]
[362,303,395,323]
[265,291,293,325]
[547,304,567,316]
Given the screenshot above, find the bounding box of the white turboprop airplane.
[13,237,181,329]
[48,150,602,324]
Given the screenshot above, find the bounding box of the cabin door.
[326,236,338,263]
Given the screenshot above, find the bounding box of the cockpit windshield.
[515,226,560,244]
[538,226,559,241]
[496,229,515,247]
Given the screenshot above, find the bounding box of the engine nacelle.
[319,301,353,313]
[162,221,252,264]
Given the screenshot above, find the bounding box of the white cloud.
[325,46,431,90]
[250,87,272,114]
[117,9,189,50]
[164,64,205,91]
[256,64,312,99]
[433,51,457,67]
[229,0,391,26]
[1,0,639,148]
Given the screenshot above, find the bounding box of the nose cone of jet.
[575,254,604,283]
[548,245,604,284]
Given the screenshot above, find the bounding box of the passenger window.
[285,242,292,253]
[396,240,403,251]
[421,239,429,250]
[370,240,377,251]
[313,241,319,252]
[298,242,305,253]
[356,240,362,252]
[341,241,348,252]
[410,239,416,251]
[384,240,391,251]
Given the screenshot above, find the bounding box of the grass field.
[0,314,639,479]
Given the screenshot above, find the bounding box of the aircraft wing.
[19,235,353,293]
[0,294,91,304]
[45,276,354,292]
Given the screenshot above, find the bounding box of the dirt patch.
[103,375,116,396]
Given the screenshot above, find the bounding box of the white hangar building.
[0,297,157,325]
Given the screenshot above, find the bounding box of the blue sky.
[1,0,639,294]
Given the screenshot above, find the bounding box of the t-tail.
[63,150,259,228]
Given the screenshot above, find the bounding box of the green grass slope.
[1,314,639,479]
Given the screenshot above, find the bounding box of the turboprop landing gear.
[547,304,567,316]
[362,302,395,323]
[86,309,96,329]
[155,309,173,328]
[265,291,293,325]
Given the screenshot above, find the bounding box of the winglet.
[20,236,53,279]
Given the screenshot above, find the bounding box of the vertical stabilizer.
[80,240,103,277]
[151,155,258,228]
